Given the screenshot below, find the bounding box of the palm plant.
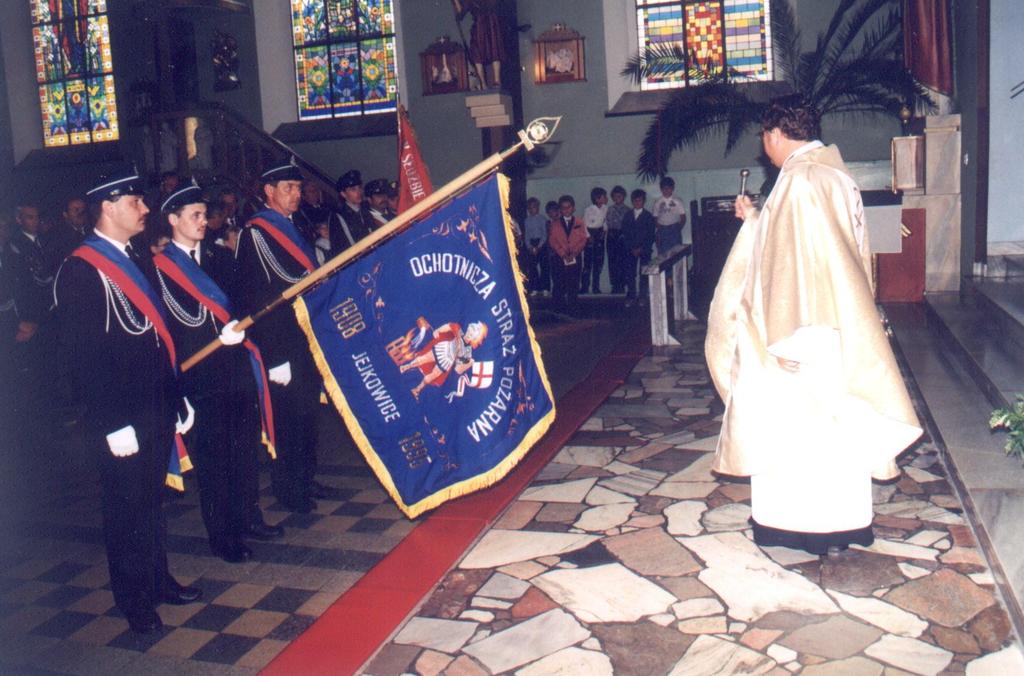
[622,0,935,180]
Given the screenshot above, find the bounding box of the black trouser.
[270,354,320,506]
[0,332,14,431]
[526,240,549,292]
[606,230,627,292]
[10,320,67,421]
[96,426,171,617]
[550,255,581,311]
[581,229,605,293]
[188,390,260,552]
[624,251,652,299]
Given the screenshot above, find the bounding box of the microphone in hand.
[739,168,750,196]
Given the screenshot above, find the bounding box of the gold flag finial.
[519,116,562,151]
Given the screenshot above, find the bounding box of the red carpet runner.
[264,321,652,675]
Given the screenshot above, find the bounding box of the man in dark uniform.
[5,202,58,419]
[44,196,90,275]
[46,196,89,261]
[385,179,400,220]
[53,167,201,634]
[234,159,323,513]
[293,180,334,246]
[5,203,52,344]
[219,188,242,230]
[365,179,391,228]
[0,233,18,416]
[0,239,16,343]
[330,169,377,253]
[149,180,283,563]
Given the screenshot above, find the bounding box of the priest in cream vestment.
[706,96,922,555]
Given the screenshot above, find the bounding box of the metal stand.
[643,244,693,346]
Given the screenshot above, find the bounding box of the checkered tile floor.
[0,413,416,674]
[0,300,642,674]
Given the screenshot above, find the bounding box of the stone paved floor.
[367,323,1024,676]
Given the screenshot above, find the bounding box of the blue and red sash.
[248,209,317,273]
[153,245,277,459]
[72,236,192,489]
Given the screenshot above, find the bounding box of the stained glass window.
[636,0,772,91]
[291,0,398,121]
[31,0,119,147]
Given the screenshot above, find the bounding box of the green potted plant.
[990,395,1024,462]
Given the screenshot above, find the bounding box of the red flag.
[903,0,952,95]
[397,105,433,214]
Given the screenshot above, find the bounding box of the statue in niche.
[546,46,574,74]
[211,30,241,91]
[452,0,505,90]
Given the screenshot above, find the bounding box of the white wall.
[602,0,636,110]
[253,0,296,132]
[987,0,1024,244]
[1,1,43,163]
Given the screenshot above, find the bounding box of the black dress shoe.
[310,480,334,499]
[244,521,284,540]
[127,608,163,634]
[212,542,253,563]
[244,520,284,540]
[223,544,253,564]
[161,579,203,605]
[289,497,317,514]
[275,488,318,512]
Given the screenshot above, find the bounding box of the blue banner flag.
[295,174,555,518]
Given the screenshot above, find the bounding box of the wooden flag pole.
[180,116,561,373]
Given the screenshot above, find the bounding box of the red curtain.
[903,0,953,94]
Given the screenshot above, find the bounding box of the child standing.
[604,185,629,294]
[581,187,608,294]
[548,195,588,314]
[522,197,549,295]
[622,188,657,304]
[652,176,686,255]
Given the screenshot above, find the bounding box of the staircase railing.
[142,102,340,209]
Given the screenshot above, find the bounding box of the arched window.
[291,1,399,121]
[31,0,119,147]
[636,0,772,90]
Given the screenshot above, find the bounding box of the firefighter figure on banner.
[388,316,492,402]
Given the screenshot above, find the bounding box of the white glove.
[175,397,195,435]
[219,319,245,346]
[268,362,292,386]
[107,425,139,458]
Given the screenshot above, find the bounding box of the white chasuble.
[705,143,922,533]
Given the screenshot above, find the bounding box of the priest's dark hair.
[761,94,821,142]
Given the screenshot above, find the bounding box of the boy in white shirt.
[523,197,549,296]
[651,176,686,255]
[581,187,608,294]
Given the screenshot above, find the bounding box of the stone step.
[985,254,1024,278]
[924,280,1024,410]
[1005,255,1024,276]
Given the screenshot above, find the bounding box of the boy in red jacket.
[547,194,588,314]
